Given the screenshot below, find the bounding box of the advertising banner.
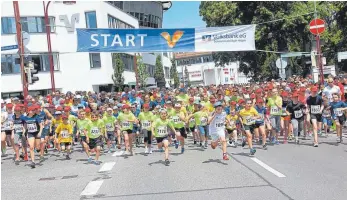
[76,25,256,52]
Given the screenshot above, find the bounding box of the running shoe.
[181,147,185,154]
[44,146,48,154]
[200,142,203,147]
[30,161,35,168]
[40,156,44,161]
[250,148,256,156]
[149,148,153,154]
[144,147,149,154]
[204,141,208,148]
[20,154,24,160]
[94,160,101,165]
[258,139,263,145]
[295,139,300,144]
[15,160,20,165]
[194,140,197,145]
[223,153,229,160]
[271,137,276,144]
[241,139,246,148]
[165,159,170,166]
[275,140,280,145]
[262,144,268,150]
[336,137,342,143]
[24,153,29,161]
[313,143,318,147]
[87,157,93,163]
[175,141,179,149]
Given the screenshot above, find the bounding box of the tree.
[154,55,166,88]
[136,55,149,89]
[170,58,179,88]
[111,53,124,92]
[184,66,191,87]
[199,1,346,79]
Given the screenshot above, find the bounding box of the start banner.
[76,25,256,52]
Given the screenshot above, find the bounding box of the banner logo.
[161,31,184,48]
[202,35,212,42]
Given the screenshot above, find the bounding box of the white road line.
[112,151,124,157]
[98,162,116,172]
[80,180,104,196]
[251,158,286,178]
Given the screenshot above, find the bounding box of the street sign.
[1,45,18,51]
[309,18,325,35]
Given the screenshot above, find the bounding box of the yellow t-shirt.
[239,107,259,125]
[52,118,63,130]
[56,123,73,143]
[226,115,238,130]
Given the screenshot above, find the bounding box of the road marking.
[251,158,286,178]
[98,162,116,172]
[80,180,103,196]
[112,151,124,157]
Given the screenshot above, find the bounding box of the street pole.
[133,53,139,91]
[13,1,28,100]
[43,1,56,92]
[314,1,324,85]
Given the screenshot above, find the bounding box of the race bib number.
[142,121,151,129]
[90,127,100,136]
[334,108,343,117]
[105,123,114,132]
[214,121,224,128]
[4,122,11,129]
[294,110,303,118]
[14,124,23,132]
[270,106,280,115]
[310,105,321,114]
[61,130,69,138]
[172,116,180,123]
[122,121,131,129]
[245,116,255,125]
[201,117,207,126]
[157,126,168,136]
[27,123,38,133]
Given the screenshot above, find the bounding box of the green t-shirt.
[193,111,209,126]
[169,110,185,129]
[267,96,282,116]
[176,94,189,104]
[102,115,117,132]
[138,111,154,130]
[117,112,136,130]
[76,118,91,136]
[86,119,104,139]
[152,118,175,138]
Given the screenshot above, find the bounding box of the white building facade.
[175,52,250,86]
[1,1,167,98]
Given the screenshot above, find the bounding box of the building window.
[85,11,97,28]
[176,57,203,66]
[146,64,155,77]
[163,52,168,57]
[108,1,123,10]
[111,53,134,71]
[1,53,59,74]
[89,53,101,68]
[1,16,55,34]
[203,55,213,63]
[108,14,134,29]
[164,67,170,79]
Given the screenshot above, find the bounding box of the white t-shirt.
[323,85,341,102]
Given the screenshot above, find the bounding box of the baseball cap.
[213,102,222,108]
[292,93,299,97]
[256,98,264,103]
[143,104,150,109]
[311,87,318,92]
[174,103,181,108]
[62,115,68,120]
[55,111,62,115]
[113,106,118,110]
[166,101,172,104]
[106,108,112,111]
[75,95,81,99]
[14,106,21,111]
[230,101,237,105]
[56,106,63,111]
[122,104,130,109]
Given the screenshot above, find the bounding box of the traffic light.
[25,61,39,84]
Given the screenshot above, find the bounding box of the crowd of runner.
[1,75,347,167]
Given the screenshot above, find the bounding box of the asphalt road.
[1,131,347,200]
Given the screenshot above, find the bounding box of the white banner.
[194,25,256,52]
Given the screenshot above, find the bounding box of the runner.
[187,103,209,148]
[117,104,138,155]
[208,102,229,160]
[238,99,260,156]
[254,98,268,149]
[329,93,347,143]
[169,103,187,153]
[13,106,27,165]
[55,114,73,159]
[286,93,305,144]
[306,87,324,147]
[85,111,105,164]
[102,108,117,153]
[76,110,91,157]
[267,88,282,144]
[151,108,176,165]
[138,103,154,154]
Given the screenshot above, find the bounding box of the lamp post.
[43,1,55,92]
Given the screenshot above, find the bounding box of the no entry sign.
[309,18,326,35]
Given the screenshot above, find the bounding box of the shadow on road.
[202,159,228,165]
[148,160,175,166]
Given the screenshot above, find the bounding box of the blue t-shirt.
[329,101,347,118]
[22,115,41,134]
[255,105,266,123]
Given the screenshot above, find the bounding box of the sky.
[163,1,206,28]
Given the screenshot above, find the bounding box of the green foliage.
[154,55,166,88]
[199,1,347,80]
[170,58,179,88]
[184,66,191,87]
[136,55,149,89]
[111,53,124,92]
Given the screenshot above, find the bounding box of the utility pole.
[314,1,324,85]
[13,1,28,99]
